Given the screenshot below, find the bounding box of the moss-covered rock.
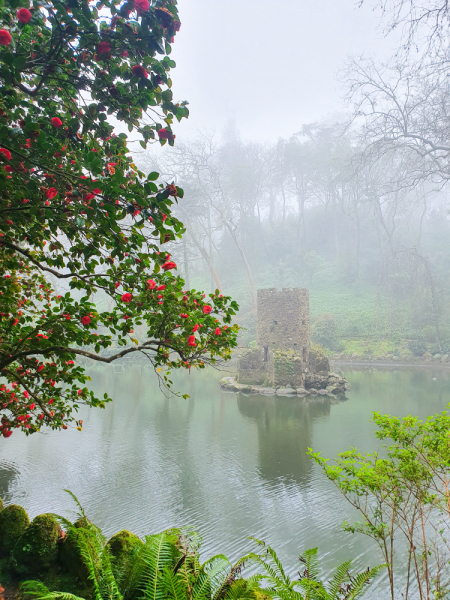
[13,513,61,575]
[58,518,93,581]
[0,504,30,558]
[0,497,4,512]
[308,345,330,374]
[106,530,143,580]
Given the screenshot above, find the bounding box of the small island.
[220,288,349,397]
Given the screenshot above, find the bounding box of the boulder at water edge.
[13,513,61,575]
[0,504,30,558]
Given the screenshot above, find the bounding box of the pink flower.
[121,293,132,303]
[180,313,189,319]
[215,327,222,336]
[0,148,11,160]
[0,29,12,46]
[162,261,176,271]
[132,65,148,78]
[51,117,63,128]
[81,315,91,325]
[77,389,82,396]
[188,335,196,347]
[29,402,35,410]
[121,50,128,57]
[158,128,170,140]
[135,0,149,12]
[147,279,156,290]
[97,41,111,55]
[17,8,32,23]
[46,188,58,200]
[203,305,212,314]
[24,391,29,398]
[156,284,166,291]
[115,281,120,289]
[193,324,199,332]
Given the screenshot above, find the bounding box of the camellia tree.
[0,0,239,438]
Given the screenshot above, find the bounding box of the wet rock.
[296,388,308,395]
[276,388,296,396]
[260,388,276,395]
[308,388,318,395]
[318,389,328,395]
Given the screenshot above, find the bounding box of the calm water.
[1,365,450,596]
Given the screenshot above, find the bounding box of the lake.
[1,364,450,597]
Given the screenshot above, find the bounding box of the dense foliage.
[0,494,382,600]
[0,0,239,438]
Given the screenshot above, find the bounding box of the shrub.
[308,344,330,374]
[421,325,438,342]
[408,341,427,356]
[13,513,61,575]
[0,504,30,557]
[311,314,341,351]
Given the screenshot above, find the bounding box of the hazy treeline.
[136,119,450,349]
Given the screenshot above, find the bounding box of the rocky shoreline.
[219,372,350,398]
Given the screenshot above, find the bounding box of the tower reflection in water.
[237,394,335,485]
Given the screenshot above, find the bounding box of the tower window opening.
[264,346,269,362]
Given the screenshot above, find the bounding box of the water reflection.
[237,395,331,484]
[1,365,450,599]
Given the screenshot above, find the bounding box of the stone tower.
[257,288,310,362]
[238,287,311,388]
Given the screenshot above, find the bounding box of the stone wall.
[238,288,311,387]
[256,288,310,362]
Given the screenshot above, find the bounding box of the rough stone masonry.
[224,287,349,397]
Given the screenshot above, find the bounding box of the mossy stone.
[106,530,143,579]
[13,513,61,575]
[0,497,4,512]
[58,519,92,581]
[0,504,30,558]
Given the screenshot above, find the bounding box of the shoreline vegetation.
[0,495,381,600]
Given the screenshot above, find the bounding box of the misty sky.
[169,0,399,142]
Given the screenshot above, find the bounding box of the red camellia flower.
[115,281,120,289]
[97,41,111,55]
[4,165,13,173]
[121,293,132,303]
[203,305,212,314]
[162,261,176,271]
[135,0,149,12]
[0,29,12,46]
[81,316,91,325]
[188,335,196,347]
[146,279,156,290]
[180,313,189,319]
[0,148,11,160]
[156,284,166,291]
[17,8,32,23]
[121,50,128,57]
[132,65,148,78]
[45,188,58,199]
[158,128,170,140]
[193,324,199,333]
[51,117,63,128]
[215,327,222,336]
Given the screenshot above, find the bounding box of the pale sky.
[169,0,399,142]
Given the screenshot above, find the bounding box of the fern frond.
[324,560,352,599]
[344,565,385,600]
[20,581,86,600]
[140,531,182,600]
[161,565,189,600]
[192,556,231,600]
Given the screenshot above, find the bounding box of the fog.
[135,1,450,358]
[170,0,399,140]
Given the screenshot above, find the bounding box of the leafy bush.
[311,314,341,351]
[421,325,438,342]
[408,340,427,357]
